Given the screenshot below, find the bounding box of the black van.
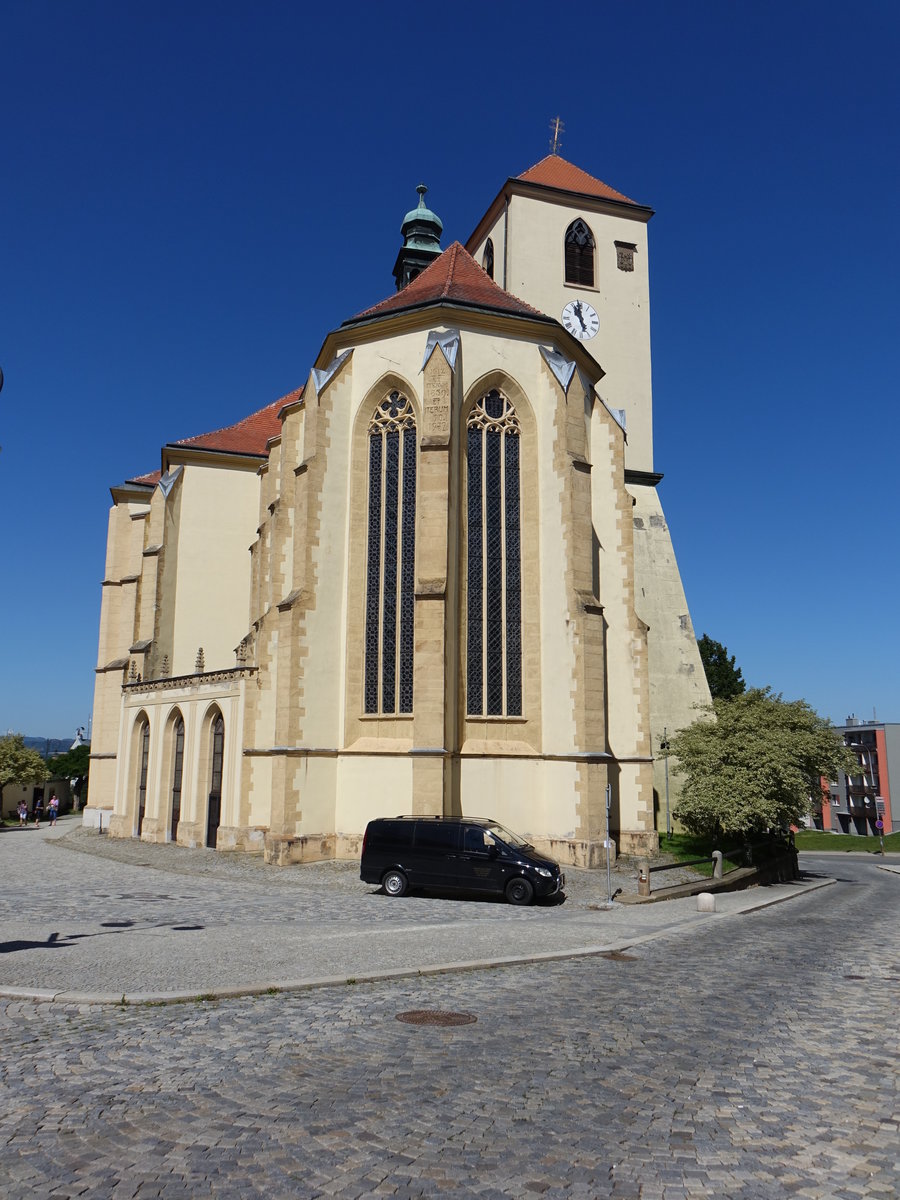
[359,816,565,905]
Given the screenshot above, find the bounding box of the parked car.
[360,815,565,905]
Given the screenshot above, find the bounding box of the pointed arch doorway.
[206,713,224,848]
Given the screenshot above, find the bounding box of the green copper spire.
[393,184,443,291]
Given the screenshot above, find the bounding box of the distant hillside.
[22,736,76,757]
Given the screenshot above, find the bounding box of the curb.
[0,876,836,1008]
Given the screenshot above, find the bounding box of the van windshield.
[483,822,532,850]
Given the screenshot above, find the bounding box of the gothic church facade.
[86,155,708,865]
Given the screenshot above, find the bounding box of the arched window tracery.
[466,389,522,716]
[364,391,417,714]
[564,218,595,287]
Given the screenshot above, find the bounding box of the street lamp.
[659,728,671,841]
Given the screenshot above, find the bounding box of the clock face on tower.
[561,298,599,341]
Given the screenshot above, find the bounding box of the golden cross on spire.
[549,116,565,155]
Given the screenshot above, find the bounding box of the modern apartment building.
[821,716,897,837]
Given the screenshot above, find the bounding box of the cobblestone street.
[1,835,897,1198]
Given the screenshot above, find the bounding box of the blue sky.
[2,0,898,737]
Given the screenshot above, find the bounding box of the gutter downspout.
[503,193,509,290]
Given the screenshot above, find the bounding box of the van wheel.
[505,877,534,906]
[382,869,408,897]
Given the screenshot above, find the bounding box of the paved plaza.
[0,820,897,1198]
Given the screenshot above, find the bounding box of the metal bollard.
[638,860,651,897]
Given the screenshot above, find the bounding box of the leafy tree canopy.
[698,633,746,699]
[0,734,50,803]
[47,744,91,780]
[670,689,857,841]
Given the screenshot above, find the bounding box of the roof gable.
[348,242,548,324]
[517,155,640,207]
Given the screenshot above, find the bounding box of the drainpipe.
[503,193,509,290]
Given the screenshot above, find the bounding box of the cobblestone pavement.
[0,821,719,999]
[1,849,897,1199]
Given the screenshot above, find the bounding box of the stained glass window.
[365,392,417,714]
[466,389,522,716]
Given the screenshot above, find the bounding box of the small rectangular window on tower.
[615,241,636,272]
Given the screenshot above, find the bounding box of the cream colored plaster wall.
[86,500,151,816]
[629,483,711,812]
[590,412,638,757]
[474,195,653,474]
[538,391,581,753]
[336,755,413,832]
[296,372,353,749]
[286,756,338,834]
[247,755,273,827]
[170,464,259,675]
[459,757,579,841]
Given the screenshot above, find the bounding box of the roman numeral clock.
[561,298,599,340]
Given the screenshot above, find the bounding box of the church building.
[85,154,709,867]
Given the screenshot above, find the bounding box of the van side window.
[415,822,459,850]
[463,826,488,853]
[367,820,412,848]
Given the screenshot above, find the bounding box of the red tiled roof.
[170,388,301,456]
[349,242,549,323]
[124,469,161,487]
[517,155,640,207]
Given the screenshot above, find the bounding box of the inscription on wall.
[422,358,452,443]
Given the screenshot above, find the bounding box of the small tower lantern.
[392,184,443,291]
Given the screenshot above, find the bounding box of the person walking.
[33,796,44,828]
[48,793,59,826]
[17,800,28,827]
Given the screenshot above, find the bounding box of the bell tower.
[466,156,713,825]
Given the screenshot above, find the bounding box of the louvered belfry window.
[466,389,522,717]
[365,391,417,714]
[564,219,595,287]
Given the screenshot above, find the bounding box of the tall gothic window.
[365,391,417,714]
[206,712,224,850]
[137,719,150,835]
[170,716,184,842]
[466,389,522,716]
[565,218,595,287]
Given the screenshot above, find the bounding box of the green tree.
[0,734,50,814]
[697,633,746,699]
[670,689,856,841]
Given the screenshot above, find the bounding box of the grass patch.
[793,829,899,853]
[656,833,746,875]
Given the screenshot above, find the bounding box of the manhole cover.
[396,1010,476,1027]
[601,950,637,961]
